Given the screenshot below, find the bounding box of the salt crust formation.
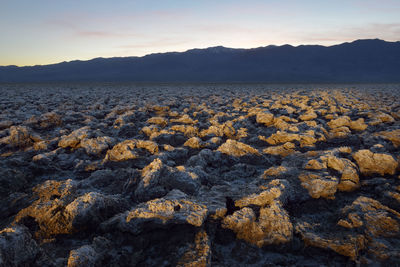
[0,83,399,266]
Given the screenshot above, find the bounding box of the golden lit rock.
[374,129,400,148]
[298,172,338,199]
[104,140,137,161]
[177,231,211,267]
[353,149,398,176]
[217,139,260,157]
[222,203,293,247]
[263,142,296,157]
[256,112,274,126]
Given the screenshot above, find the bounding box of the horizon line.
[2,38,398,68]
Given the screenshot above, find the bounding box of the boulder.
[67,236,114,267]
[299,110,317,121]
[305,152,359,192]
[147,116,168,127]
[2,126,34,148]
[80,136,113,156]
[15,180,122,238]
[171,114,197,124]
[67,245,98,267]
[256,112,274,126]
[296,222,366,261]
[58,126,90,149]
[222,203,292,247]
[103,190,208,234]
[298,172,338,199]
[217,139,260,157]
[222,179,292,247]
[104,140,137,161]
[339,196,400,239]
[374,129,400,148]
[177,231,211,267]
[328,126,351,139]
[134,159,200,202]
[266,131,317,147]
[370,112,395,125]
[349,118,368,131]
[235,180,287,208]
[135,139,159,154]
[353,149,398,176]
[262,166,288,178]
[327,116,351,129]
[184,137,204,149]
[305,159,327,170]
[266,131,300,145]
[170,125,199,137]
[64,192,123,230]
[0,226,40,267]
[28,112,62,129]
[297,196,400,261]
[326,156,359,192]
[263,142,296,157]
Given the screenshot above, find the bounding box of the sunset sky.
[1,0,399,66]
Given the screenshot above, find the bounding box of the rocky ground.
[0,83,399,266]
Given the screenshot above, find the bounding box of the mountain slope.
[1,39,399,83]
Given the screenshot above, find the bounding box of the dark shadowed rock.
[0,126,35,148]
[15,180,124,238]
[134,159,200,202]
[0,226,40,266]
[102,190,207,234]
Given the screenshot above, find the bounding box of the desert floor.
[1,83,399,266]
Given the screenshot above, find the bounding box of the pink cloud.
[76,30,141,39]
[117,37,193,50]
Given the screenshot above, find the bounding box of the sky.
[1,0,400,66]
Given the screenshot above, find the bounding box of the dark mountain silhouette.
[1,39,399,83]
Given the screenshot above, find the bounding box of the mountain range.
[1,39,399,83]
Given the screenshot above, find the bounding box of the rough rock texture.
[263,142,296,157]
[339,196,400,261]
[103,190,207,234]
[177,230,211,267]
[104,140,138,161]
[80,136,113,156]
[134,159,201,202]
[375,129,400,147]
[58,127,89,149]
[305,152,360,192]
[299,172,339,199]
[15,180,124,238]
[0,126,35,148]
[256,112,274,126]
[262,165,289,178]
[217,139,260,157]
[222,204,293,247]
[0,226,40,266]
[1,84,400,266]
[67,245,98,267]
[353,149,398,176]
[296,222,366,261]
[296,196,400,263]
[221,180,293,247]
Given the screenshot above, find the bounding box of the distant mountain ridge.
[1,39,400,83]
